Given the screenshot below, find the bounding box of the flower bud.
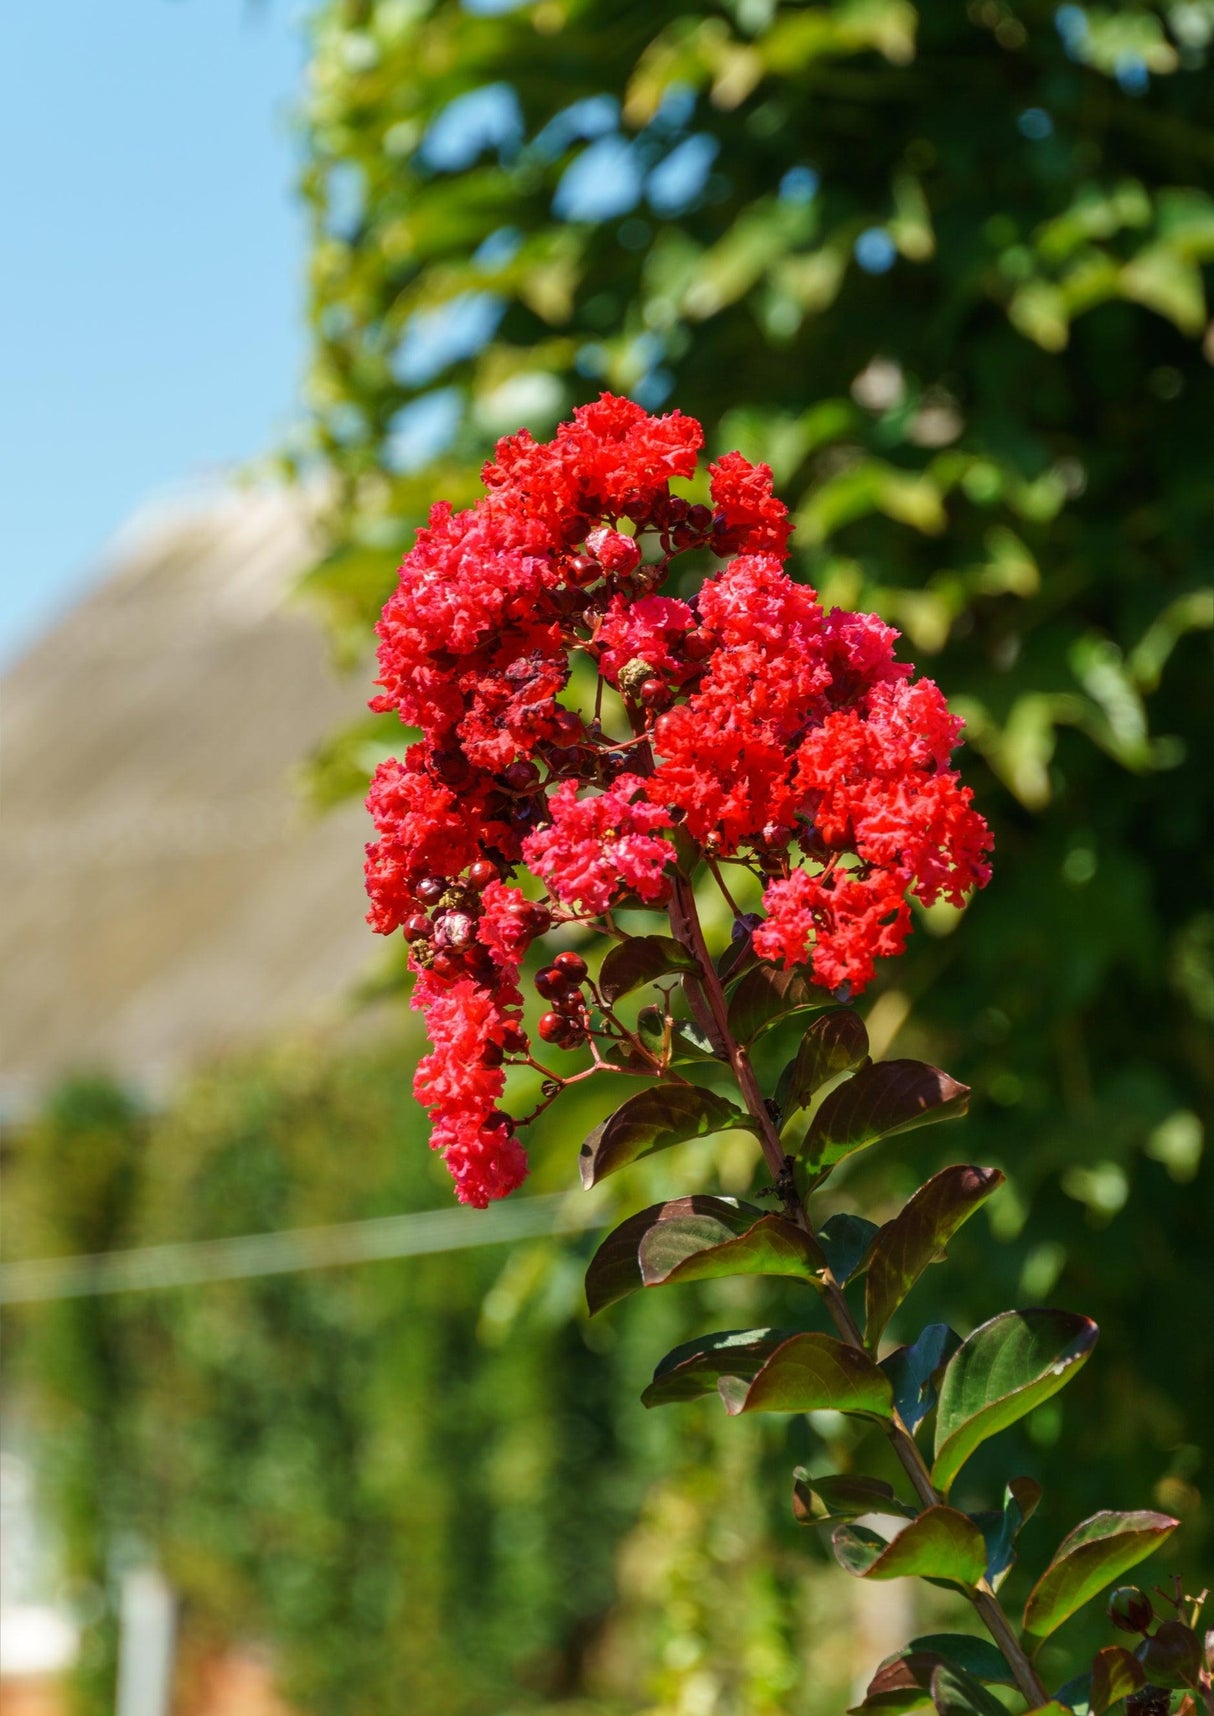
[414,876,444,906]
[402,913,434,942]
[537,1011,566,1044]
[435,911,475,950]
[468,859,499,890]
[586,525,641,576]
[503,759,541,793]
[553,951,587,979]
[1108,1586,1154,1634]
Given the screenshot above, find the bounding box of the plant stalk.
[670,871,1050,1709]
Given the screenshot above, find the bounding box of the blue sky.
[0,0,307,662]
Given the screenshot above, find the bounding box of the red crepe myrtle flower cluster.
[365,394,992,1205]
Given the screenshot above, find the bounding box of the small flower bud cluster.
[365,394,992,1204]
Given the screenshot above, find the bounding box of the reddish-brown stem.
[668,868,1050,1709]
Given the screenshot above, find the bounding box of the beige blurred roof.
[0,485,383,1115]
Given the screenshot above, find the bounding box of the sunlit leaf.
[726,964,831,1044]
[717,1330,894,1418]
[585,1196,758,1315]
[803,1061,970,1172]
[932,1310,1098,1494]
[1021,1509,1180,1654]
[833,1506,987,1586]
[1088,1646,1145,1714]
[791,1469,913,1525]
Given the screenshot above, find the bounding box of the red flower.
[364,391,993,1201]
[523,776,673,914]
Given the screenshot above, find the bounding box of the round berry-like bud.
[535,966,569,1000]
[430,950,463,980]
[468,859,499,891]
[523,902,552,934]
[652,710,680,753]
[500,1021,528,1055]
[566,552,599,586]
[414,876,444,907]
[402,912,434,942]
[553,951,587,980]
[682,627,714,662]
[553,990,586,1017]
[687,502,713,532]
[671,522,699,550]
[481,1041,505,1068]
[538,1011,566,1044]
[1108,1587,1154,1634]
[640,677,672,710]
[663,495,689,526]
[503,759,541,794]
[550,709,583,748]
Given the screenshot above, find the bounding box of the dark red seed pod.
[500,1021,528,1055]
[414,876,444,907]
[558,1020,587,1047]
[550,709,583,748]
[468,859,499,891]
[535,966,569,1000]
[403,913,433,942]
[682,627,714,662]
[481,1041,505,1068]
[537,1011,566,1044]
[663,495,689,525]
[553,990,585,1017]
[523,902,552,934]
[553,951,587,979]
[640,678,672,710]
[503,759,541,794]
[671,522,699,550]
[430,951,463,980]
[566,552,600,586]
[687,502,713,532]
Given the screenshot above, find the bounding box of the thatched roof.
[0,486,384,1116]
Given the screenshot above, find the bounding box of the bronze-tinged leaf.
[803,1060,970,1171]
[1089,1645,1145,1713]
[578,1084,753,1188]
[597,934,699,1003]
[640,1209,818,1289]
[718,1331,893,1418]
[1021,1509,1179,1654]
[864,1166,1004,1348]
[776,1007,870,1114]
[832,1506,988,1586]
[726,964,832,1044]
[641,1327,795,1407]
[585,1196,759,1315]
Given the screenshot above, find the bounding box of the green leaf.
[585,1196,759,1315]
[973,1476,1043,1589]
[726,964,831,1045]
[641,1328,796,1407]
[1088,1646,1145,1714]
[640,1209,819,1291]
[1137,1620,1203,1691]
[791,1470,914,1525]
[598,935,699,1003]
[803,1061,970,1172]
[578,1085,752,1188]
[876,1636,1015,1688]
[864,1166,1004,1348]
[881,1324,961,1433]
[1021,1509,1180,1654]
[819,1211,882,1286]
[776,1008,870,1114]
[635,1006,720,1064]
[717,1331,894,1418]
[931,1309,1099,1495]
[929,1662,1010,1716]
[833,1506,988,1586]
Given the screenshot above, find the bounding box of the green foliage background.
[4,1,1212,1712]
